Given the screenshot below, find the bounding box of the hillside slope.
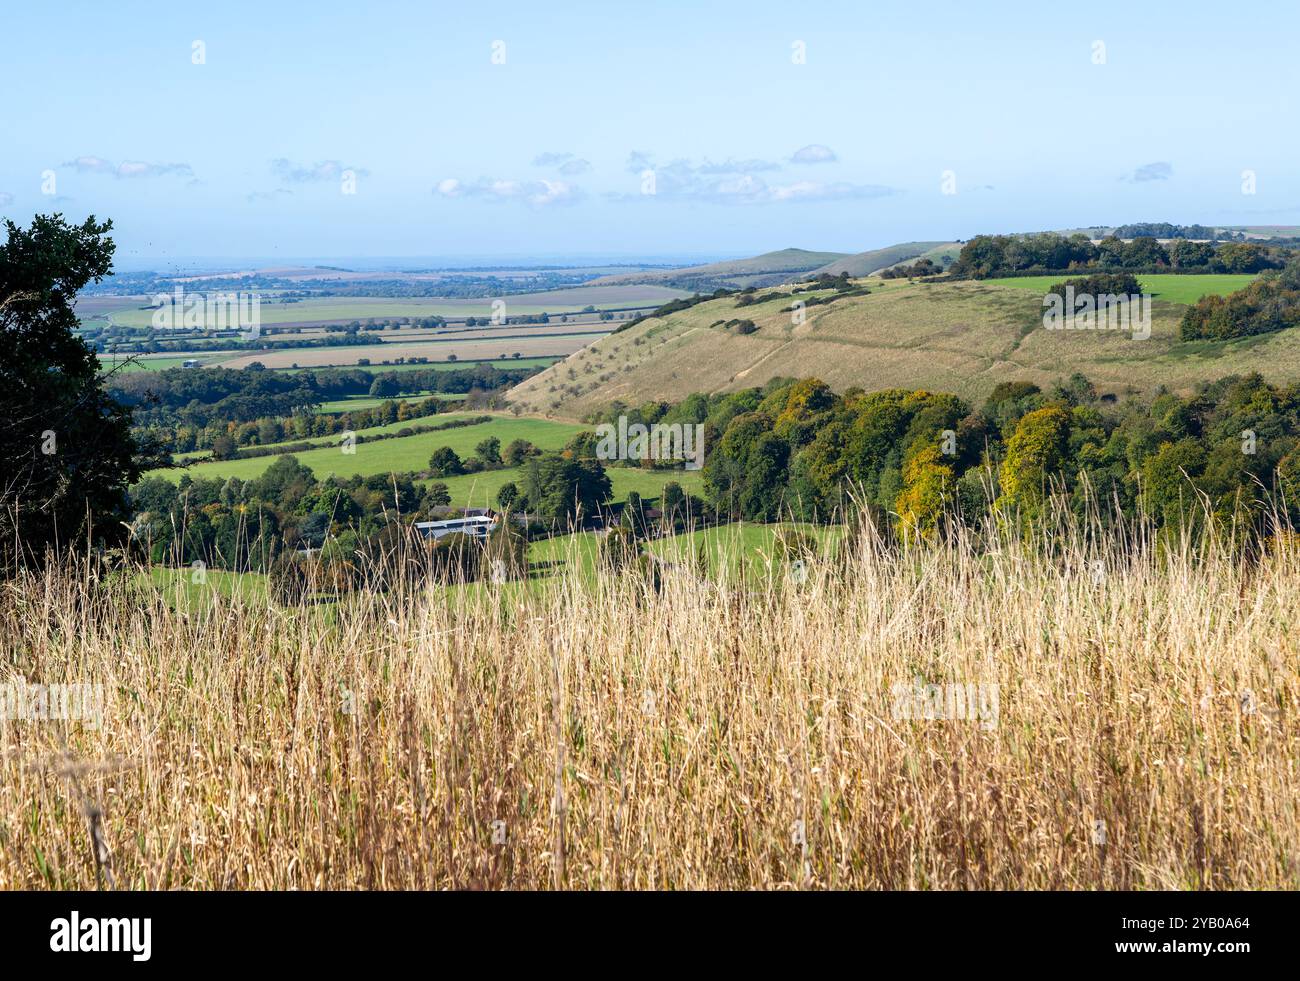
[507,277,1300,419]
[808,241,956,278]
[584,248,850,291]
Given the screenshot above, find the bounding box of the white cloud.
[116,160,193,179]
[271,159,368,183]
[617,152,894,204]
[530,179,579,206]
[247,188,293,203]
[63,155,114,175]
[768,180,892,202]
[533,152,592,176]
[791,144,837,164]
[1127,161,1173,183]
[713,175,768,198]
[695,158,782,174]
[435,176,582,207]
[0,191,13,207]
[62,156,193,179]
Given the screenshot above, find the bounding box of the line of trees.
[108,362,538,454]
[1110,222,1228,241]
[682,373,1300,542]
[1180,259,1300,341]
[951,233,1287,279]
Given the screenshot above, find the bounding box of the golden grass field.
[508,277,1297,420]
[2,510,1296,890]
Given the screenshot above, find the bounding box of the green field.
[160,415,586,483]
[432,464,704,510]
[648,521,841,577]
[993,273,1258,305]
[162,417,703,511]
[141,509,782,610]
[107,287,688,331]
[315,392,464,413]
[99,355,559,379]
[524,520,835,585]
[98,356,215,372]
[171,410,498,463]
[149,567,269,607]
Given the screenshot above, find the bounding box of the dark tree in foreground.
[0,215,140,572]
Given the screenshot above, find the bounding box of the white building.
[413,515,497,541]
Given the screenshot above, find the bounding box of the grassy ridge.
[808,241,954,278]
[508,275,1300,419]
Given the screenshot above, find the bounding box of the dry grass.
[1,512,1298,890]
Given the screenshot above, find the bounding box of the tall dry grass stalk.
[1,509,1298,890]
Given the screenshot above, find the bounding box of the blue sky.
[2,0,1298,264]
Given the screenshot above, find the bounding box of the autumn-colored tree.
[896,444,954,538]
[998,405,1072,515]
[772,377,835,446]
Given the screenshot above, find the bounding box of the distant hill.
[583,248,850,292]
[808,241,956,278]
[1224,225,1300,241]
[507,275,1290,420]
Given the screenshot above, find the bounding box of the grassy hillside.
[809,241,954,278]
[507,274,1290,419]
[874,242,965,275]
[585,248,850,291]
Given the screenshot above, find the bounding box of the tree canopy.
[0,214,140,571]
